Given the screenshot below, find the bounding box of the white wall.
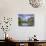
[0,0,46,40]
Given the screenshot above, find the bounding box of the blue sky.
[19,14,33,21]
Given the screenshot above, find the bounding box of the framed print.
[18,14,34,26]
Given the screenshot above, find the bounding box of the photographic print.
[18,14,34,26]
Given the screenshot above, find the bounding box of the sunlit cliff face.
[29,0,42,8]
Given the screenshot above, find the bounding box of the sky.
[19,14,34,21]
